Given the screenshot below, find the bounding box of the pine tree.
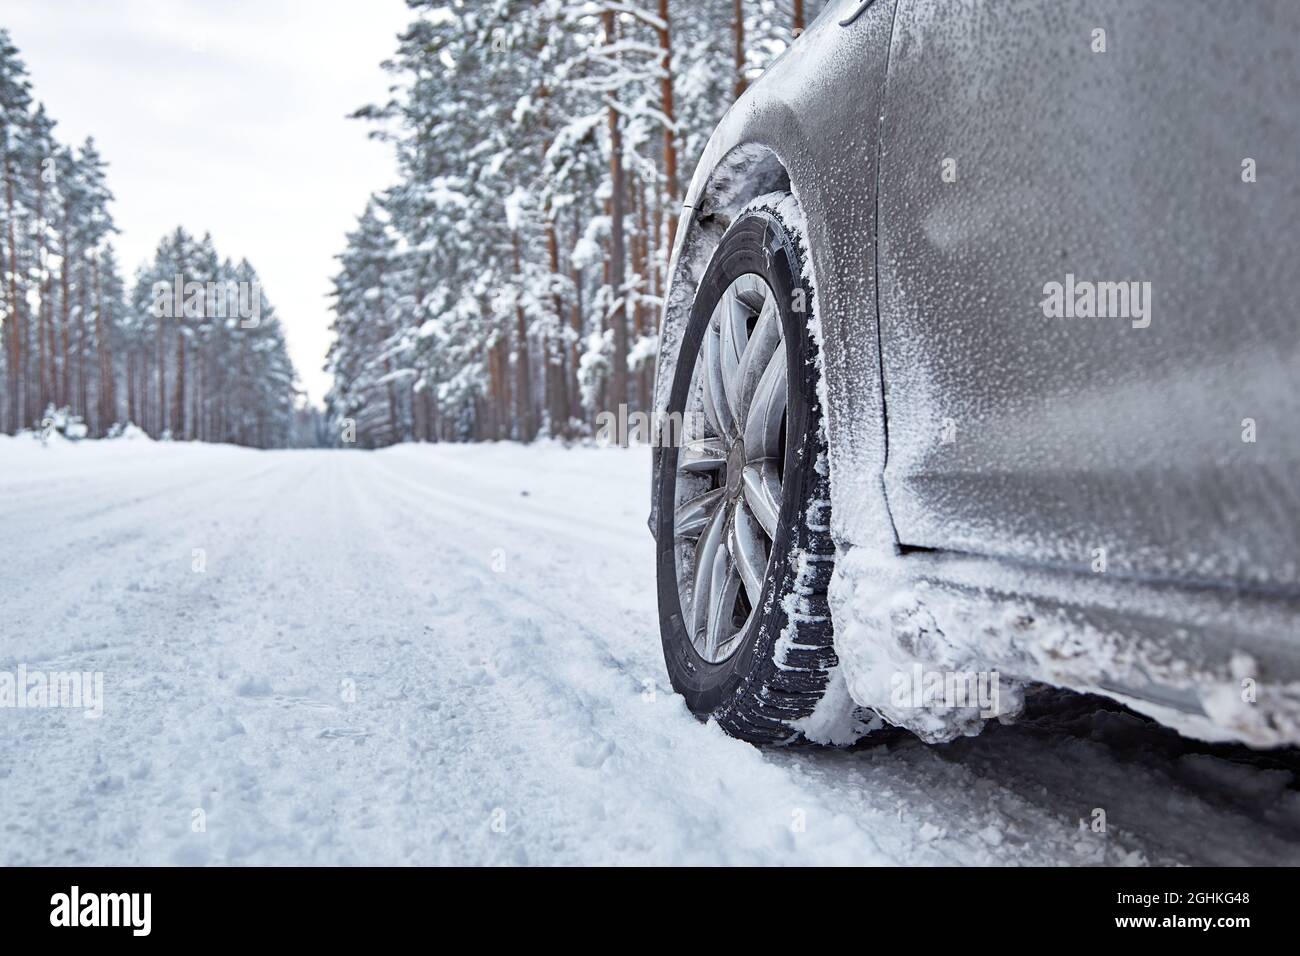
[0,28,33,432]
[324,0,813,446]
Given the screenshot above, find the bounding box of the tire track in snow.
[346,450,904,864]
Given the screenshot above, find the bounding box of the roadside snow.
[2,436,1298,865]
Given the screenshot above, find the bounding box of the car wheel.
[655,192,853,744]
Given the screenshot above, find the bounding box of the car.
[650,0,1300,748]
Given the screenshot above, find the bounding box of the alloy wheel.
[673,273,788,664]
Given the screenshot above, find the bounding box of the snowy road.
[2,437,1299,865]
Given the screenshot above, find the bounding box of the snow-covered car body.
[653,0,1300,746]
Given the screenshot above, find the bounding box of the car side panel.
[877,0,1300,590]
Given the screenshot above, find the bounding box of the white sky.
[3,0,412,405]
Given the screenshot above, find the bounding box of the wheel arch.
[654,138,895,557]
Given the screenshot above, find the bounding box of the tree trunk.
[127,351,137,427]
[59,247,71,411]
[733,0,748,100]
[794,0,805,34]
[545,217,568,435]
[5,154,23,431]
[33,173,48,422]
[657,0,680,257]
[39,274,51,416]
[511,229,535,441]
[77,260,89,419]
[538,79,569,438]
[604,10,629,427]
[421,386,435,442]
[493,331,510,440]
[569,206,585,424]
[157,306,167,437]
[94,255,113,434]
[174,323,186,439]
[636,180,654,412]
[485,338,500,440]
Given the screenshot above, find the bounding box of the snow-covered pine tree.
[0,28,34,433]
[0,28,301,446]
[327,0,820,445]
[125,228,298,445]
[326,198,405,448]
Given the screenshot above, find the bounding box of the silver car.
[651,0,1300,748]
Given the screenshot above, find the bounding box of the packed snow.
[2,436,1299,865]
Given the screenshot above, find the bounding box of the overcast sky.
[4,0,413,405]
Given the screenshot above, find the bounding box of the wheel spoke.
[741,461,782,539]
[703,562,741,662]
[701,324,735,438]
[743,338,786,462]
[728,502,767,603]
[690,501,730,641]
[675,488,724,539]
[735,290,780,422]
[718,289,749,423]
[678,436,726,474]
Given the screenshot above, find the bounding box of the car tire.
[654,192,851,744]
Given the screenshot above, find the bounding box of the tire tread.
[707,194,840,745]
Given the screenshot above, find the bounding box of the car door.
[875,0,1300,590]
